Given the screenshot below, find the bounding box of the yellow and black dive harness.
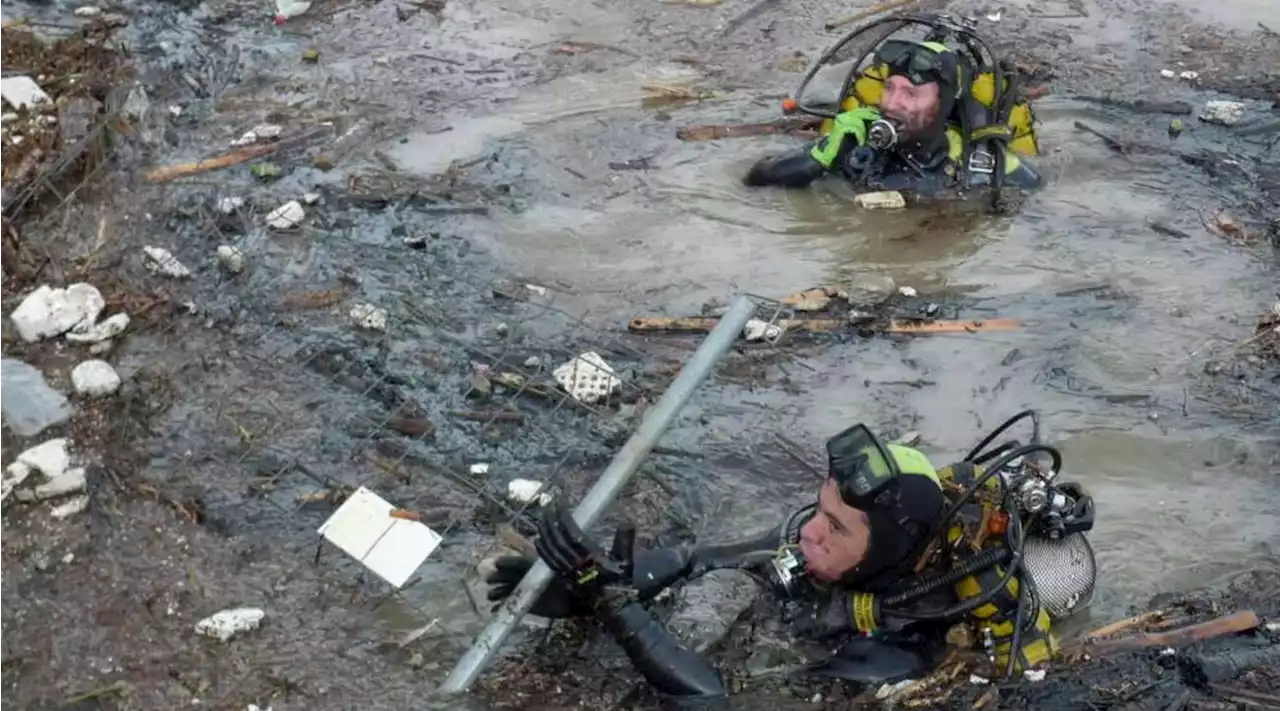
[781,12,1041,206]
[771,410,1097,678]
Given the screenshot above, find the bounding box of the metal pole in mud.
[439,294,759,694]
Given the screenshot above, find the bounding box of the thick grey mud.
[0,0,1277,709]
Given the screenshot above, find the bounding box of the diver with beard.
[484,413,1098,704]
[742,14,1044,205]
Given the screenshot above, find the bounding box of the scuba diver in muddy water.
[485,412,1099,704]
[743,13,1043,207]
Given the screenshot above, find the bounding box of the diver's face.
[879,74,942,139]
[798,477,872,582]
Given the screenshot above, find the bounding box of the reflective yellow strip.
[852,593,879,633]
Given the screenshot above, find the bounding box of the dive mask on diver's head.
[826,423,902,513]
[874,38,954,87]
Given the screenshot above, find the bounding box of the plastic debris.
[10,283,105,342]
[507,479,552,506]
[1,76,52,111]
[143,246,192,278]
[266,200,305,229]
[316,486,443,587]
[67,313,130,344]
[552,351,622,403]
[71,360,122,396]
[230,123,284,146]
[195,607,266,642]
[218,196,245,214]
[1024,669,1047,682]
[898,285,918,297]
[1160,647,1177,656]
[1179,70,1199,80]
[217,245,246,274]
[470,463,491,475]
[302,192,321,205]
[854,190,906,210]
[875,679,915,700]
[743,318,783,342]
[1200,100,1245,127]
[1160,69,1176,78]
[350,303,388,331]
[74,6,102,16]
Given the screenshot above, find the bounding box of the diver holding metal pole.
[484,409,1099,701]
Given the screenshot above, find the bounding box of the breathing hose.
[880,545,1012,607]
[964,409,1041,463]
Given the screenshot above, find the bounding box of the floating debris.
[230,123,284,147]
[316,486,443,588]
[195,608,266,642]
[855,190,907,210]
[507,479,552,506]
[0,75,51,111]
[143,246,192,278]
[0,359,74,437]
[350,303,388,331]
[67,313,130,344]
[470,463,491,475]
[50,495,90,519]
[552,351,622,403]
[217,245,246,274]
[1200,100,1244,126]
[218,196,245,214]
[743,318,783,342]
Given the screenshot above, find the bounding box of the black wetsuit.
[590,504,951,702]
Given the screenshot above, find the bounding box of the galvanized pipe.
[438,294,759,694]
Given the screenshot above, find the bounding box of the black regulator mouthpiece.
[866,117,902,151]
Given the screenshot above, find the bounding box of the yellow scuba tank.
[820,64,1040,157]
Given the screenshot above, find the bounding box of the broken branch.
[676,116,820,141]
[1073,120,1126,153]
[627,315,1022,336]
[1077,610,1260,657]
[1080,609,1167,640]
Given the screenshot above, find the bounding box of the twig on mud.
[1073,121,1127,153]
[825,0,918,30]
[1149,221,1191,239]
[64,680,128,703]
[1210,685,1280,709]
[1081,609,1168,640]
[143,127,328,182]
[451,409,527,423]
[774,433,824,478]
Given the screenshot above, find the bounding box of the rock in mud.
[195,607,266,642]
[67,312,129,344]
[143,246,191,278]
[1,358,75,436]
[666,569,759,653]
[266,200,305,229]
[350,303,388,331]
[1201,100,1245,126]
[846,274,897,307]
[217,245,246,274]
[9,283,105,342]
[5,438,87,503]
[71,359,121,396]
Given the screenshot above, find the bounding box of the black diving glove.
[485,518,696,615]
[533,500,637,610]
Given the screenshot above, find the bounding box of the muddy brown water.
[1,0,1277,708]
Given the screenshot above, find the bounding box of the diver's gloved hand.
[483,554,594,619]
[532,501,639,611]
